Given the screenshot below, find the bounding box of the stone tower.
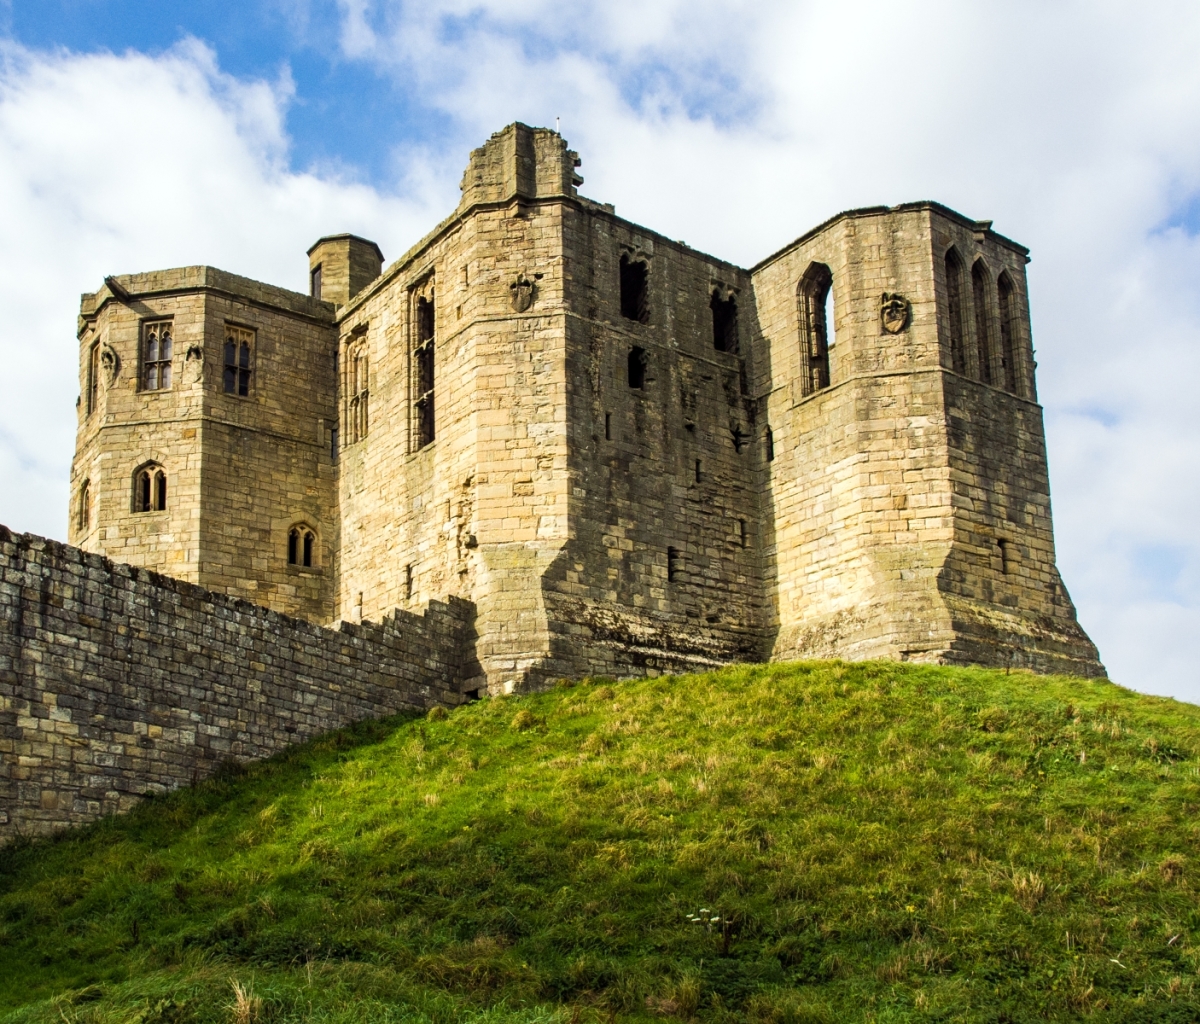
[69,123,1102,692]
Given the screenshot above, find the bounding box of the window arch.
[996,271,1020,395]
[798,263,833,396]
[224,326,253,396]
[971,260,994,386]
[414,293,434,449]
[349,339,370,443]
[78,480,90,532]
[287,524,317,567]
[133,463,166,513]
[944,247,968,375]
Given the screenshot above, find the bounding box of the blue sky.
[1,1,1199,701]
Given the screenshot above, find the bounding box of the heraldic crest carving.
[880,292,911,334]
[510,273,535,312]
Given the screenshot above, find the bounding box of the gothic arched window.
[944,247,968,375]
[134,464,167,513]
[288,525,317,567]
[997,271,1020,395]
[798,263,833,396]
[78,480,90,532]
[971,260,994,386]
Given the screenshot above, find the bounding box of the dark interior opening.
[711,291,738,352]
[627,346,647,389]
[619,255,649,323]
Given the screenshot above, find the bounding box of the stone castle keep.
[67,121,1103,688]
[2,123,1101,837]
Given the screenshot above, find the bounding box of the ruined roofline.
[307,233,384,263]
[336,190,751,322]
[78,265,334,336]
[748,201,1031,276]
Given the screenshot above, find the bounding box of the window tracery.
[142,321,173,391]
[224,326,253,396]
[133,464,167,513]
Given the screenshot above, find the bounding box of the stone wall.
[0,526,471,842]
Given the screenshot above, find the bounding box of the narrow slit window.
[311,264,323,301]
[998,538,1011,575]
[738,519,747,548]
[997,272,1019,394]
[798,264,833,395]
[405,564,415,600]
[348,340,370,442]
[944,248,968,374]
[667,546,680,583]
[87,342,100,414]
[224,327,253,396]
[142,322,173,391]
[627,346,646,389]
[972,260,994,385]
[711,291,738,352]
[695,459,702,484]
[619,254,649,323]
[303,531,314,567]
[414,293,435,449]
[78,480,90,532]
[765,426,775,462]
[604,412,611,440]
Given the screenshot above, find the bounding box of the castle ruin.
[67,122,1101,693]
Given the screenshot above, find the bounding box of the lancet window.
[87,341,100,415]
[78,480,90,532]
[348,338,370,443]
[142,321,173,391]
[414,292,435,450]
[997,272,1020,395]
[224,326,253,396]
[971,260,994,386]
[944,247,968,375]
[798,263,833,396]
[134,464,167,513]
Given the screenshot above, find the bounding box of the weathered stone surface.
[61,121,1100,700]
[0,526,470,842]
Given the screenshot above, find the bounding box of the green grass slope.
[2,662,1200,1024]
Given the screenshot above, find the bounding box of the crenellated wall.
[0,526,472,842]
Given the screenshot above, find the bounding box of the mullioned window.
[142,321,173,391]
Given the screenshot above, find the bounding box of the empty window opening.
[997,272,1019,394]
[944,248,968,374]
[972,260,994,386]
[604,411,612,440]
[798,263,833,396]
[627,346,647,389]
[998,538,1012,575]
[142,321,173,391]
[348,340,370,442]
[738,519,747,548]
[330,426,339,462]
[765,426,775,462]
[405,564,415,601]
[288,526,316,567]
[667,546,680,582]
[824,286,836,349]
[311,264,322,301]
[78,480,90,532]
[415,294,436,449]
[619,254,649,323]
[694,459,702,484]
[87,342,100,414]
[223,327,253,396]
[134,465,167,513]
[711,291,738,352]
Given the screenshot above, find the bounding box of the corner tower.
[751,203,1100,674]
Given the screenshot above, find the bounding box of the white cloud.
[0,37,441,540]
[2,2,1199,701]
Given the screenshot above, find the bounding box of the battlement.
[459,122,583,209]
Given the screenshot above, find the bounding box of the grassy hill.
[2,662,1200,1024]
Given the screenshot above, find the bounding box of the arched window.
[944,247,968,374]
[971,260,994,386]
[414,294,435,449]
[224,327,253,396]
[78,480,90,531]
[288,525,317,567]
[619,254,649,323]
[87,341,100,415]
[134,464,166,513]
[997,272,1020,394]
[142,321,173,391]
[798,263,833,396]
[349,340,370,443]
[711,290,738,352]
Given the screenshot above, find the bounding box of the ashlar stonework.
[64,121,1100,694]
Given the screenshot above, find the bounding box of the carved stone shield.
[184,344,204,384]
[510,274,535,312]
[99,344,121,385]
[880,292,911,334]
